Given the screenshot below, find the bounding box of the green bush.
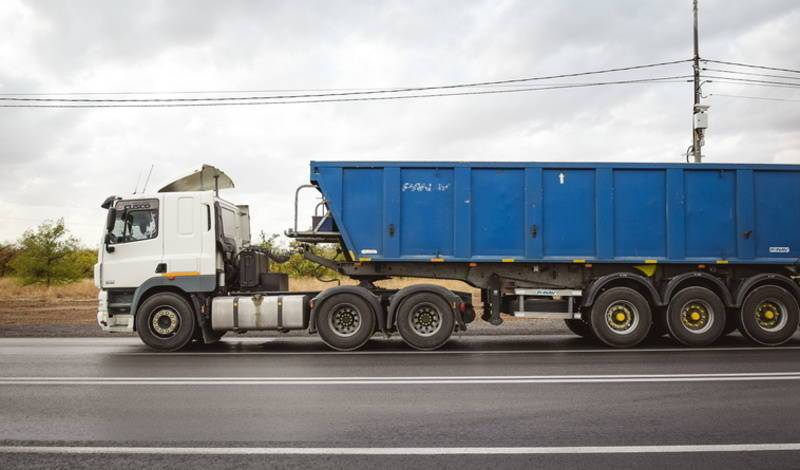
[258,232,342,279]
[0,243,18,277]
[9,219,86,286]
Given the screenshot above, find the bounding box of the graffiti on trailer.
[402,182,451,192]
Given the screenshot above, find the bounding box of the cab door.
[100,198,163,289]
[162,193,205,275]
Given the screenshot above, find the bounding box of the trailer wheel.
[396,292,455,350]
[666,286,726,347]
[564,319,592,338]
[135,292,196,352]
[738,285,799,346]
[590,287,652,348]
[315,293,376,351]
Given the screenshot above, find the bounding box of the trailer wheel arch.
[309,286,385,334]
[583,273,662,309]
[662,272,734,307]
[734,273,800,308]
[387,284,466,330]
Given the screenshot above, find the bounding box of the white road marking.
[115,345,800,356]
[2,337,800,356]
[3,371,800,385]
[2,443,800,455]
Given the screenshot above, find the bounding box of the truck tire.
[738,285,799,346]
[315,293,376,351]
[665,286,726,347]
[564,319,592,338]
[396,292,455,350]
[589,287,652,348]
[135,292,196,352]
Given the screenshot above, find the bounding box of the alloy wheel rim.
[150,307,180,338]
[755,298,788,332]
[329,303,362,337]
[679,300,714,334]
[409,303,442,337]
[605,301,639,335]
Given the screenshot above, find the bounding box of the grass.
[0,277,97,301]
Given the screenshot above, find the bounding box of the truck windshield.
[110,207,159,244]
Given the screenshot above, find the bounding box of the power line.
[710,93,800,102]
[702,67,800,81]
[703,59,800,75]
[0,59,691,104]
[703,75,800,88]
[707,80,800,90]
[0,75,692,109]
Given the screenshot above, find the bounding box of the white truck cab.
[94,165,293,349]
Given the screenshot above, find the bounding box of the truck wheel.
[564,319,592,338]
[135,292,196,352]
[590,287,652,348]
[738,285,799,346]
[666,286,726,347]
[315,293,376,351]
[396,292,455,350]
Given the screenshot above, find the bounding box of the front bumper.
[96,290,134,333]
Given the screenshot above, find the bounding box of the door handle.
[155,263,167,274]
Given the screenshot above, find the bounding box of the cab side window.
[110,206,159,244]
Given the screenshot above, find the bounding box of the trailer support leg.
[481,275,504,326]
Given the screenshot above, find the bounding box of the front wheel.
[135,292,196,351]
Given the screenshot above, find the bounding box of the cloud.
[0,0,798,245]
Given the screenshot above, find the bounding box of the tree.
[68,248,98,278]
[9,219,83,286]
[0,243,17,277]
[257,231,342,279]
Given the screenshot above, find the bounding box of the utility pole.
[690,0,706,163]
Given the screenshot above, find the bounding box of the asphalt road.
[2,334,800,469]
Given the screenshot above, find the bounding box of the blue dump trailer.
[287,161,800,350]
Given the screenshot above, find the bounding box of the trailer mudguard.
[309,286,386,334]
[734,273,800,307]
[386,284,466,330]
[662,271,735,307]
[582,272,662,307]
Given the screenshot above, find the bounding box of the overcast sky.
[1,0,798,247]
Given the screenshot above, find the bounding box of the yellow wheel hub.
[615,312,627,322]
[681,302,710,332]
[764,311,775,320]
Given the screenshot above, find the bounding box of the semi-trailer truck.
[94,162,800,351]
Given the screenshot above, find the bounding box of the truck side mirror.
[105,209,117,253]
[106,208,117,233]
[104,233,115,253]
